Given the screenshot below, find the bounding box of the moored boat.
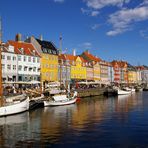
[117,89,131,95]
[44,91,78,107]
[0,94,29,117]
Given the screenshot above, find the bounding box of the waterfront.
[0,92,148,147]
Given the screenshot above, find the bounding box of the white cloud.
[107,6,148,36]
[83,0,148,36]
[54,0,64,3]
[84,0,131,10]
[91,24,100,30]
[81,8,90,15]
[140,29,148,39]
[91,11,99,16]
[81,8,99,17]
[80,42,92,49]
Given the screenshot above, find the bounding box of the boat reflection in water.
[0,92,148,147]
[0,111,29,125]
[0,112,30,147]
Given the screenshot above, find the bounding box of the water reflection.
[0,112,30,147]
[0,92,147,147]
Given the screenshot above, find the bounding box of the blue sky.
[0,0,148,65]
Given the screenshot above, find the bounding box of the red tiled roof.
[8,40,40,57]
[63,54,87,66]
[79,56,87,63]
[136,66,145,70]
[58,54,66,60]
[111,60,127,68]
[64,54,77,61]
[83,50,102,62]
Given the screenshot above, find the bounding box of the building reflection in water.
[0,92,144,147]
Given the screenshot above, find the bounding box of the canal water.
[0,92,148,147]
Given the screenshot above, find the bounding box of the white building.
[8,38,41,82]
[1,43,18,82]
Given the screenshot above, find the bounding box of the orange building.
[112,60,128,84]
[81,50,101,81]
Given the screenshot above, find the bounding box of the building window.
[7,64,11,70]
[7,56,11,60]
[29,67,32,71]
[24,66,27,71]
[13,56,16,61]
[33,57,36,63]
[13,65,16,70]
[33,67,36,72]
[2,55,5,59]
[2,64,5,70]
[18,55,21,61]
[28,56,31,62]
[24,56,26,62]
[18,65,22,71]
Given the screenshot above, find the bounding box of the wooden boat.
[0,94,29,117]
[44,91,78,107]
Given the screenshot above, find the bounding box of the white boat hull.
[117,89,131,95]
[0,97,30,117]
[44,98,77,107]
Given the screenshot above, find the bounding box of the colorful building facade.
[26,37,59,82]
[58,54,71,84]
[86,62,94,81]
[8,39,41,82]
[100,61,109,83]
[127,64,137,83]
[81,50,101,82]
[66,55,86,80]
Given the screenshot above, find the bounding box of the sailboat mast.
[59,34,62,88]
[0,16,3,97]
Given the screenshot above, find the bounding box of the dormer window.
[32,50,36,56]
[52,50,56,55]
[19,48,24,54]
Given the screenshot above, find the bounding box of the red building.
[111,60,128,84]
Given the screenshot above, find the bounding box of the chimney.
[15,33,22,42]
[39,34,43,41]
[73,49,76,56]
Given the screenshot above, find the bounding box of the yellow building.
[66,55,86,80]
[128,65,137,83]
[41,53,58,82]
[128,71,137,83]
[93,62,101,81]
[27,37,59,82]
